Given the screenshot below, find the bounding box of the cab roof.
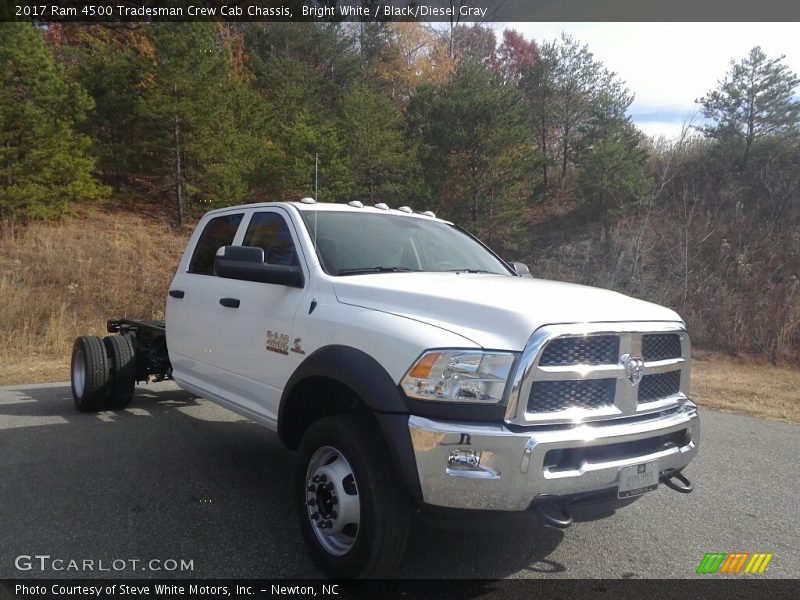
[203,201,451,224]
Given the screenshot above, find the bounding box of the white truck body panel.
[331,272,681,351]
[166,203,483,427]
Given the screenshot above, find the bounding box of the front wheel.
[295,415,411,578]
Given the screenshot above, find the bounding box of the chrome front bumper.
[408,404,699,511]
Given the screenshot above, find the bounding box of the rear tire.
[103,334,136,409]
[71,336,110,412]
[295,415,411,578]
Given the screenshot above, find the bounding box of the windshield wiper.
[444,268,492,273]
[337,266,420,276]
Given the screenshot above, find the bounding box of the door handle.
[169,289,185,299]
[219,297,240,308]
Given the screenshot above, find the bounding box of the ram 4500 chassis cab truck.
[70,200,699,578]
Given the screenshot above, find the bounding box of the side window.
[188,213,244,275]
[243,212,299,267]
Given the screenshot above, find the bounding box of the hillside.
[0,205,189,384]
[3,24,798,366]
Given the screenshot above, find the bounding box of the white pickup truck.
[70,200,699,578]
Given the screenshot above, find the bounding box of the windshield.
[299,211,512,276]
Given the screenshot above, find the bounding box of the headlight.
[401,350,517,404]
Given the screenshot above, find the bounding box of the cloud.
[636,121,695,141]
[507,23,800,139]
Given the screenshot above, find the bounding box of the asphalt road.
[0,381,797,580]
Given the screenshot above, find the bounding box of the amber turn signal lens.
[408,352,442,378]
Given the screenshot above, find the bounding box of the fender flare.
[279,345,422,502]
[279,345,408,417]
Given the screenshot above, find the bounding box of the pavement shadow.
[0,384,567,579]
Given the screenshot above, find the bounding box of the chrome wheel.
[72,348,86,398]
[304,445,360,556]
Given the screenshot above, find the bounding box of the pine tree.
[341,84,421,204]
[408,59,534,242]
[521,34,639,197]
[244,41,352,201]
[521,41,558,191]
[577,117,650,218]
[141,23,265,224]
[0,23,108,219]
[550,34,610,179]
[62,26,153,192]
[697,46,800,170]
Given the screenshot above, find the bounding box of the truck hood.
[332,273,682,350]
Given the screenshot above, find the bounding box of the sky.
[507,23,800,140]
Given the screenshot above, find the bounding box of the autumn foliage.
[0,23,798,362]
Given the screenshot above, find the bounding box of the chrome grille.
[505,322,691,426]
[643,334,682,361]
[528,379,615,412]
[539,335,620,366]
[639,370,681,403]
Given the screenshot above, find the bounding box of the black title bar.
[2,579,800,600]
[3,0,800,22]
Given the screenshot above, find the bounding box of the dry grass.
[0,205,190,385]
[691,351,800,422]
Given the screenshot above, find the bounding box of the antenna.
[310,154,319,314]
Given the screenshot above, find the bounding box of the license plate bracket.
[618,461,658,498]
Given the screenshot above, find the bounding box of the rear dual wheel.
[70,334,136,411]
[71,336,110,412]
[103,334,136,409]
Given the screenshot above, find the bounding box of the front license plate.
[618,461,658,498]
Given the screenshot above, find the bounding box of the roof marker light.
[348,201,364,208]
[421,210,436,217]
[374,203,389,210]
[300,197,316,204]
[397,206,413,214]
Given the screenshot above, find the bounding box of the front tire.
[295,415,411,578]
[71,336,110,412]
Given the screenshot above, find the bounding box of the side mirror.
[510,261,533,278]
[214,246,304,288]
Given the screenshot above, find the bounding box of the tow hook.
[534,500,573,529]
[662,470,694,494]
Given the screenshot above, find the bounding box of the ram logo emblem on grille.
[620,354,645,386]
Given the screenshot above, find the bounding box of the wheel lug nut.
[312,476,320,483]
